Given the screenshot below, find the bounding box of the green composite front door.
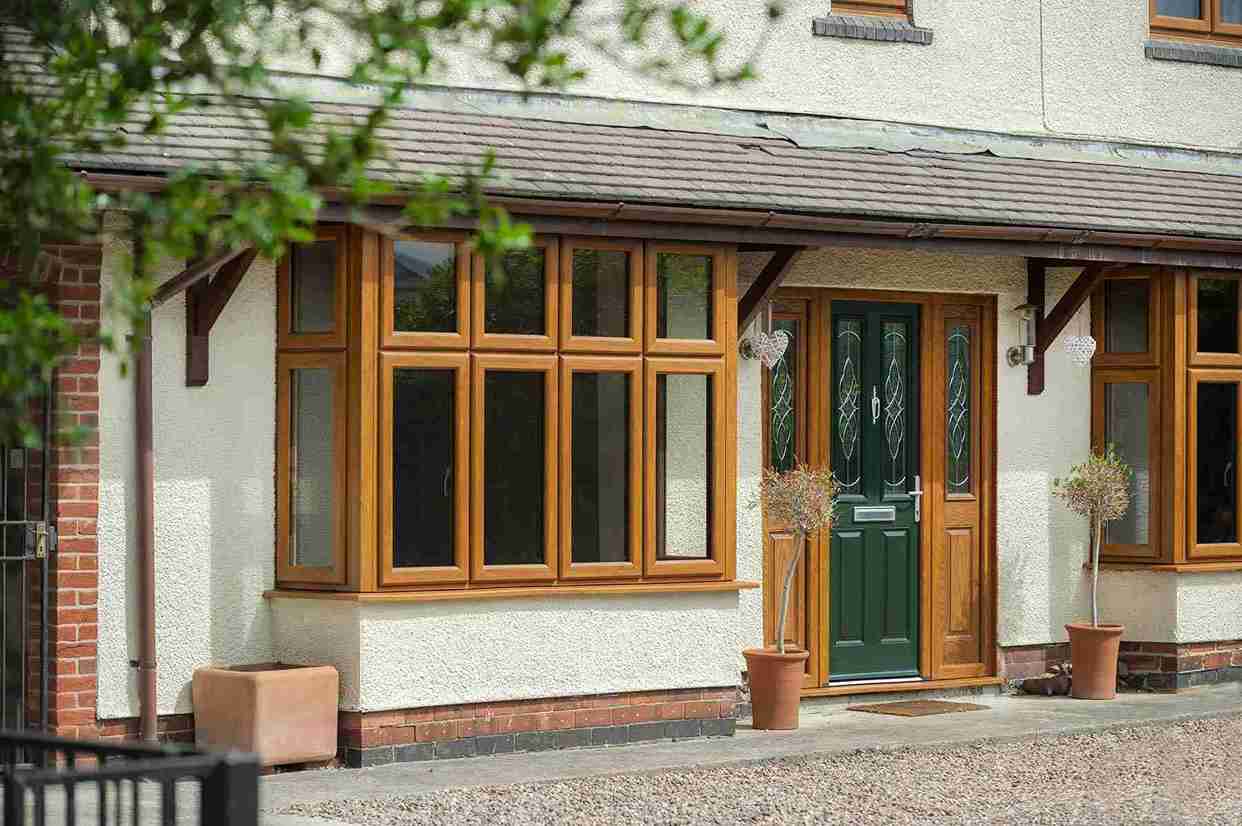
[829,301,921,681]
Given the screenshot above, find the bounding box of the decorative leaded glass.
[882,321,908,497]
[835,317,862,495]
[947,324,972,495]
[769,319,798,473]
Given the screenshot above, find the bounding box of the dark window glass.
[1157,0,1202,16]
[392,369,455,567]
[768,318,799,473]
[484,249,546,335]
[291,368,335,567]
[946,324,972,495]
[1198,278,1239,354]
[1105,383,1150,546]
[484,371,545,564]
[1224,0,1242,22]
[571,249,630,338]
[656,373,712,560]
[394,241,456,333]
[1104,280,1150,354]
[571,372,630,564]
[290,241,336,333]
[656,253,712,340]
[1197,383,1237,545]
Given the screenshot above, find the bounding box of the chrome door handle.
[871,385,880,424]
[909,474,923,524]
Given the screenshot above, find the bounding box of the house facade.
[10,1,1242,764]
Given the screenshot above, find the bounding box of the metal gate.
[0,388,53,734]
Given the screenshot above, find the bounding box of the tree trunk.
[774,533,803,655]
[1091,514,1101,627]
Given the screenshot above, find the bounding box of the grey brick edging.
[344,718,738,768]
[1145,39,1242,68]
[812,14,933,45]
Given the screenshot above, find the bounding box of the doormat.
[847,699,989,717]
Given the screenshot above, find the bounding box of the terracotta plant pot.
[1065,623,1124,700]
[743,647,810,730]
[192,663,338,767]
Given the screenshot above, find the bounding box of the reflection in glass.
[1105,383,1149,546]
[769,319,799,473]
[656,253,712,340]
[1157,0,1202,16]
[1198,278,1239,354]
[1197,383,1237,545]
[571,373,630,564]
[834,317,863,496]
[1104,280,1149,354]
[394,240,456,333]
[572,249,630,338]
[291,241,336,333]
[485,249,547,335]
[946,324,972,495]
[484,371,545,564]
[656,373,712,560]
[291,368,335,567]
[392,369,455,567]
[883,321,909,497]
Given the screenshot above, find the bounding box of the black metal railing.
[0,730,259,825]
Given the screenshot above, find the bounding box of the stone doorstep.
[343,719,737,768]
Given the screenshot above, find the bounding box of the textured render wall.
[97,226,277,719]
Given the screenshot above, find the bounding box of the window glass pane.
[291,367,335,567]
[1157,0,1202,17]
[485,249,546,335]
[834,317,863,496]
[1197,278,1239,354]
[392,369,455,567]
[769,318,799,473]
[1104,280,1149,354]
[290,241,336,333]
[656,253,712,340]
[1104,383,1150,546]
[882,320,910,498]
[393,241,456,333]
[571,372,630,564]
[946,324,972,495]
[656,373,712,560]
[1198,383,1238,545]
[1223,0,1242,22]
[572,249,629,338]
[484,371,545,564]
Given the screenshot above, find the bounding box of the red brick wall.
[1002,640,1242,692]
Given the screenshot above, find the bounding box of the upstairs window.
[832,0,909,18]
[1151,0,1242,44]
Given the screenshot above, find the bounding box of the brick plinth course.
[340,687,742,768]
[1003,640,1242,692]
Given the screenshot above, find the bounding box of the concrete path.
[262,683,1242,824]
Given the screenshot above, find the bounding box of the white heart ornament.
[747,329,790,369]
[1064,334,1097,366]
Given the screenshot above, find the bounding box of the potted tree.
[1053,446,1133,700]
[746,464,838,729]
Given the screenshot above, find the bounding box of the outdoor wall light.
[1006,302,1038,367]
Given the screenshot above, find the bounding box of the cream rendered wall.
[97,224,277,719]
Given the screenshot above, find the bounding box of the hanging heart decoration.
[743,329,790,369]
[1064,334,1097,366]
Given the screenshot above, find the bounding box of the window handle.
[1227,462,1234,491]
[443,466,451,498]
[871,385,880,424]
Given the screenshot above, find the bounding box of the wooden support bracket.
[185,248,258,387]
[1026,260,1109,395]
[737,246,805,333]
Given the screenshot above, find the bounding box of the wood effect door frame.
[760,287,998,688]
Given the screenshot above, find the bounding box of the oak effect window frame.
[1187,370,1242,560]
[1091,272,1161,369]
[1150,0,1242,43]
[560,237,644,354]
[1188,271,1242,368]
[472,236,560,352]
[831,0,909,18]
[644,242,731,357]
[277,224,349,350]
[381,231,473,350]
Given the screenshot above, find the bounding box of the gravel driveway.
[278,716,1241,825]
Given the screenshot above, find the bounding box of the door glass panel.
[484,249,546,335]
[769,318,799,473]
[484,371,546,565]
[572,249,629,338]
[1104,382,1150,546]
[946,324,972,496]
[882,320,910,498]
[656,373,712,560]
[834,317,863,496]
[290,241,336,334]
[656,253,712,340]
[1197,278,1239,354]
[393,240,456,333]
[290,367,335,567]
[1157,0,1202,16]
[1223,0,1242,22]
[1104,280,1149,354]
[571,372,630,563]
[1197,382,1238,545]
[392,368,455,567]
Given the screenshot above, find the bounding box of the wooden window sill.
[799,676,1004,698]
[265,580,759,603]
[1100,561,1242,573]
